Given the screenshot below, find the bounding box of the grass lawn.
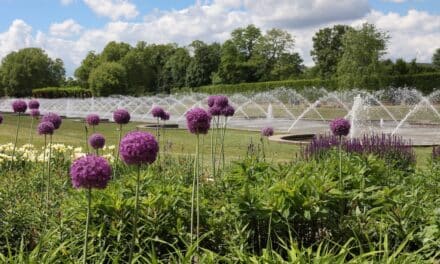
[0,113,432,167]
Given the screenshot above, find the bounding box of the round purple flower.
[215,95,229,108]
[330,118,351,137]
[38,121,55,135]
[42,113,62,130]
[30,109,40,118]
[12,100,27,113]
[222,105,235,117]
[119,131,159,165]
[208,105,222,116]
[207,95,218,107]
[186,108,212,135]
[70,155,112,189]
[113,109,130,124]
[89,133,105,149]
[28,99,40,110]
[161,112,170,121]
[261,127,274,137]
[151,106,165,119]
[86,114,100,126]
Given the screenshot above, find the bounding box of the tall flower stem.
[10,113,21,169]
[114,124,123,178]
[210,122,215,179]
[220,117,228,171]
[40,135,47,209]
[190,134,200,248]
[83,187,92,264]
[84,125,89,154]
[29,117,35,144]
[156,118,161,162]
[128,164,142,263]
[46,135,53,227]
[338,135,343,189]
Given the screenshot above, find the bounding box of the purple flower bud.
[70,155,112,189]
[42,113,62,130]
[221,105,235,117]
[186,108,211,135]
[329,118,351,137]
[30,109,40,118]
[261,127,274,137]
[28,99,40,110]
[119,131,159,165]
[89,133,105,149]
[151,106,165,119]
[215,95,229,108]
[38,121,55,135]
[207,95,218,107]
[86,114,100,126]
[208,106,222,116]
[12,100,27,113]
[113,109,130,124]
[161,112,170,121]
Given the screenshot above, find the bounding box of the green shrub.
[384,72,440,94]
[32,86,92,98]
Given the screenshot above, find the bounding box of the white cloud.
[83,0,139,20]
[50,19,83,37]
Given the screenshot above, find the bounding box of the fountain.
[1,87,439,146]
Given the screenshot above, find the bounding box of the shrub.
[32,86,92,98]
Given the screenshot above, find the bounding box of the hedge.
[384,72,440,94]
[32,87,92,98]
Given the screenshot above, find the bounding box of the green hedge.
[384,72,440,94]
[194,79,337,94]
[32,87,92,98]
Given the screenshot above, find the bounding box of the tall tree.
[162,48,191,92]
[88,62,128,96]
[0,48,66,97]
[337,23,389,89]
[311,25,351,79]
[433,48,440,68]
[186,41,221,87]
[100,41,132,62]
[231,24,262,60]
[74,51,101,88]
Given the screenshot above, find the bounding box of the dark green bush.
[32,86,92,98]
[384,72,440,94]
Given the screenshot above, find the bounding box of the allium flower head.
[119,131,159,165]
[86,114,100,126]
[186,108,211,135]
[222,105,235,117]
[12,100,27,113]
[42,113,62,130]
[161,112,170,121]
[89,133,105,149]
[151,106,165,119]
[28,99,40,109]
[30,109,40,118]
[70,155,111,189]
[215,95,229,108]
[207,95,218,107]
[208,105,222,116]
[38,121,55,135]
[113,109,130,124]
[330,118,351,137]
[261,127,274,137]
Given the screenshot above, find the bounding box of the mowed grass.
[0,113,301,163]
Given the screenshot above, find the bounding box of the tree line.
[1,23,440,97]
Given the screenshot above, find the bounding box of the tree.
[311,25,351,79]
[120,45,155,95]
[231,24,262,60]
[0,48,66,97]
[88,62,128,96]
[393,58,409,75]
[186,41,221,87]
[433,48,440,68]
[162,48,191,92]
[270,53,304,80]
[337,23,389,89]
[100,41,131,62]
[74,51,100,88]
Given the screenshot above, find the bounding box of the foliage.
[432,48,440,68]
[88,62,128,96]
[0,48,65,97]
[32,86,92,98]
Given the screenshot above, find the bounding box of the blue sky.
[0,0,439,75]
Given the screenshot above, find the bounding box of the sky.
[0,0,439,76]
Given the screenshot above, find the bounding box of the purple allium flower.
[70,155,112,189]
[30,109,40,118]
[261,127,274,137]
[38,121,55,135]
[86,114,100,126]
[329,118,351,137]
[208,105,222,116]
[113,109,131,124]
[119,131,159,165]
[42,113,62,130]
[89,133,105,149]
[186,108,211,135]
[215,95,229,108]
[207,95,218,107]
[222,105,235,117]
[151,106,165,119]
[28,99,40,110]
[12,100,27,113]
[161,112,170,121]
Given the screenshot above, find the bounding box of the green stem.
[196,134,200,253]
[40,135,47,209]
[156,118,161,162]
[84,125,89,154]
[46,135,53,228]
[83,187,92,264]
[11,113,21,169]
[128,165,142,263]
[339,135,343,189]
[211,122,215,180]
[114,124,123,179]
[190,135,200,247]
[29,117,34,145]
[221,117,227,172]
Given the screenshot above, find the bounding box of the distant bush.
[384,72,440,94]
[32,87,92,98]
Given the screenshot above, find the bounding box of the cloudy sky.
[0,0,439,75]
